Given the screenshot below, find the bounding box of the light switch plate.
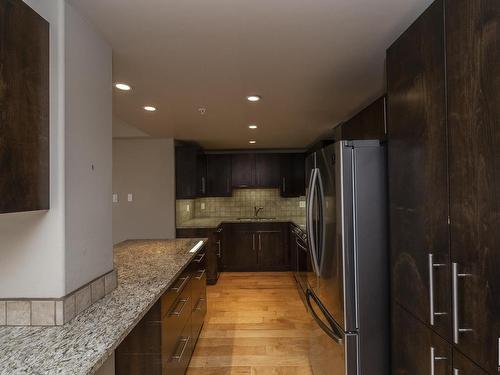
[299,201,306,208]
[127,194,133,202]
[201,203,206,210]
[112,193,118,203]
[186,204,190,212]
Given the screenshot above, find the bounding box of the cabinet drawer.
[162,283,192,356]
[163,319,194,375]
[192,288,207,343]
[162,273,191,316]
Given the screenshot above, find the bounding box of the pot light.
[247,95,261,102]
[115,83,131,91]
[249,140,257,144]
[144,106,157,112]
[248,124,258,129]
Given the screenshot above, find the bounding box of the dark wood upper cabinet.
[387,0,451,341]
[0,0,49,214]
[339,97,386,141]
[255,154,281,187]
[280,153,305,197]
[196,151,206,197]
[175,144,199,199]
[206,154,232,197]
[392,303,452,375]
[446,0,500,372]
[231,153,255,187]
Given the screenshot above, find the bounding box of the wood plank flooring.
[187,272,314,375]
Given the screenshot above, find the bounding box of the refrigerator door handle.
[307,169,320,277]
[316,168,327,274]
[306,289,343,344]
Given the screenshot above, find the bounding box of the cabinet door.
[341,96,386,141]
[280,154,306,197]
[175,145,198,199]
[258,230,286,271]
[453,349,488,375]
[222,225,258,271]
[392,303,452,375]
[255,154,280,187]
[387,0,451,340]
[196,152,207,197]
[231,154,255,187]
[206,155,232,197]
[446,0,500,372]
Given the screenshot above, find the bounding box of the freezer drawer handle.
[306,289,343,344]
[428,253,448,326]
[194,253,205,263]
[430,346,447,375]
[452,263,473,344]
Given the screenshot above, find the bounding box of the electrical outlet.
[186,204,190,212]
[127,193,133,202]
[299,201,306,208]
[112,193,119,203]
[201,202,206,210]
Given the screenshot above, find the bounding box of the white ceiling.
[70,0,432,149]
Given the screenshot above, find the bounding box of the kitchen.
[0,0,498,375]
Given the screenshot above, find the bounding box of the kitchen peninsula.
[0,239,207,375]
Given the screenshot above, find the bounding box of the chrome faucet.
[254,206,264,217]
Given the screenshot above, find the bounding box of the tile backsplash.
[176,189,306,224]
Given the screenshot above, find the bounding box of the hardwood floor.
[187,272,314,375]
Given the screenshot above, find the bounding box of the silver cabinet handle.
[201,176,206,194]
[428,253,447,325]
[217,240,221,257]
[282,177,286,193]
[172,336,191,361]
[171,276,190,292]
[194,253,205,263]
[258,233,262,251]
[430,346,447,375]
[453,369,460,375]
[452,262,473,344]
[252,234,256,251]
[195,269,206,280]
[169,297,189,317]
[194,297,206,311]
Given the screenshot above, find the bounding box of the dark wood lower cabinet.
[222,223,290,272]
[392,303,452,375]
[116,249,207,375]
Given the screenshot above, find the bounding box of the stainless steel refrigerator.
[305,140,389,375]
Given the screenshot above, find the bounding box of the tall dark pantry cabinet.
[387,0,499,374]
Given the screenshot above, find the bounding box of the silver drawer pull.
[428,253,448,325]
[452,262,473,344]
[171,276,190,292]
[430,347,447,375]
[196,269,206,280]
[194,253,205,263]
[194,298,206,311]
[169,298,189,317]
[172,336,190,362]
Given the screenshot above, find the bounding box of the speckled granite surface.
[0,239,206,375]
[176,216,306,230]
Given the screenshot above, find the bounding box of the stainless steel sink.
[236,217,277,222]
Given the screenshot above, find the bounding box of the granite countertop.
[0,238,207,375]
[176,216,306,230]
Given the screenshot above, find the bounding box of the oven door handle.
[306,289,343,344]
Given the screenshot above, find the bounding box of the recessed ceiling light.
[247,95,261,102]
[249,140,257,144]
[115,83,131,91]
[248,124,258,129]
[144,106,157,112]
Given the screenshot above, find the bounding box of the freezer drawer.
[307,289,358,375]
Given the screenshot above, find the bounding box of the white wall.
[0,0,66,299]
[113,116,150,138]
[65,2,113,294]
[112,139,176,244]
